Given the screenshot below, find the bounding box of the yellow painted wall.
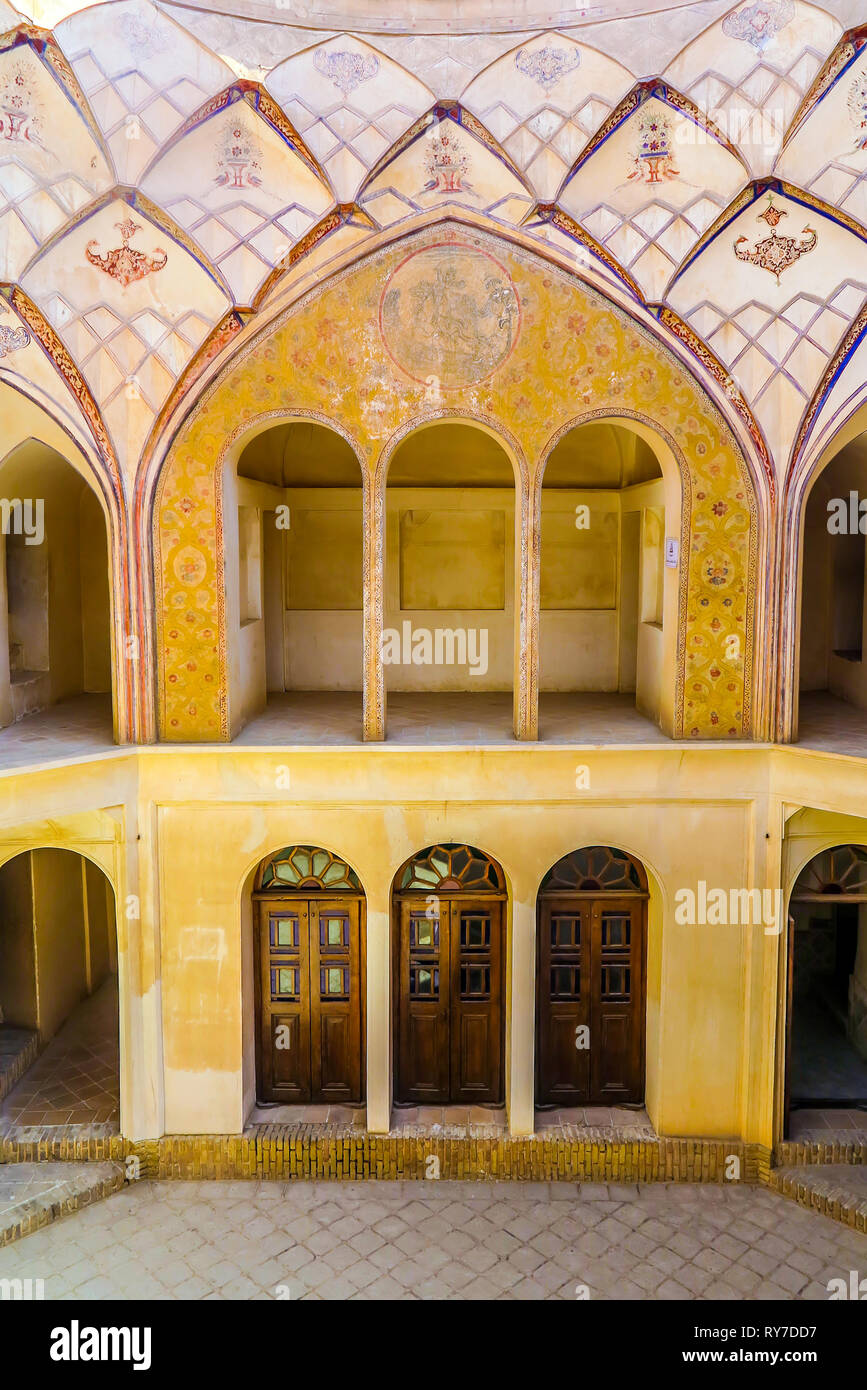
[0,850,36,1029]
[32,847,88,1042]
[156,226,759,741]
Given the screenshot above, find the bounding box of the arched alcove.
[797,434,867,751]
[538,419,677,739]
[0,440,112,734]
[382,420,519,742]
[225,419,364,740]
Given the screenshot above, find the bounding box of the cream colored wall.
[147,745,766,1139]
[384,486,514,691]
[80,489,112,694]
[284,487,363,691]
[32,848,88,1042]
[539,479,667,697]
[6,745,867,1147]
[84,856,111,991]
[0,850,36,1029]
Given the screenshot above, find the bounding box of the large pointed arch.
[145,214,769,743]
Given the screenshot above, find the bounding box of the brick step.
[1,1131,770,1183]
[768,1164,867,1234]
[776,1138,866,1166]
[0,1162,125,1247]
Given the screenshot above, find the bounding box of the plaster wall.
[0,849,36,1029]
[3,745,867,1145]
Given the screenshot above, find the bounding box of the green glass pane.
[296,850,312,879]
[416,919,434,946]
[327,967,343,994]
[418,968,432,992]
[413,864,439,886]
[278,968,295,994]
[312,850,329,877]
[431,853,449,878]
[326,917,343,945]
[275,861,300,883]
[276,918,295,946]
[323,862,345,884]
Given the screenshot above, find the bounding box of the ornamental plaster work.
[155,225,757,742]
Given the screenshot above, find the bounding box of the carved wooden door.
[537,896,644,1105]
[396,896,504,1104]
[256,896,363,1104]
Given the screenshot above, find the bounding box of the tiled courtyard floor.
[1,1178,865,1301]
[0,981,118,1137]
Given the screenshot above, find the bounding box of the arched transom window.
[791,845,867,903]
[395,843,504,893]
[257,845,362,892]
[540,846,647,894]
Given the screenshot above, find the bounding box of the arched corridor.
[786,845,867,1131]
[0,849,118,1134]
[0,441,112,739]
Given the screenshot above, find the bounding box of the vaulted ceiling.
[2,0,867,484]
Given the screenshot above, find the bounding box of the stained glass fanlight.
[540,846,646,893]
[396,843,504,892]
[791,844,867,902]
[257,845,362,892]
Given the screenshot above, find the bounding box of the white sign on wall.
[665,537,679,568]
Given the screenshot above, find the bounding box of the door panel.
[398,900,449,1102]
[258,905,310,1102]
[450,901,503,1103]
[396,896,504,1104]
[310,900,362,1103]
[537,900,590,1106]
[256,896,363,1104]
[537,896,644,1106]
[591,902,643,1103]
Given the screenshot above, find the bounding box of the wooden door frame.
[392,890,507,1106]
[535,889,648,1107]
[253,889,367,1104]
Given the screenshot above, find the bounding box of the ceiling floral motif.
[0,0,863,486]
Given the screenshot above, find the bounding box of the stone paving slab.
[0,1162,124,1246]
[1,1178,865,1300]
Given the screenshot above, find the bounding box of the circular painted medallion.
[379,243,520,389]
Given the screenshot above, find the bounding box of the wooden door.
[396,896,504,1104]
[537,896,644,1105]
[449,899,503,1104]
[591,898,644,1103]
[257,901,311,1102]
[309,898,363,1103]
[536,897,590,1106]
[397,898,450,1103]
[256,896,363,1104]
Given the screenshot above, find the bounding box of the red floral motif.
[711,501,728,516]
[85,218,167,288]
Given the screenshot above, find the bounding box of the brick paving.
[1,1178,865,1300]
